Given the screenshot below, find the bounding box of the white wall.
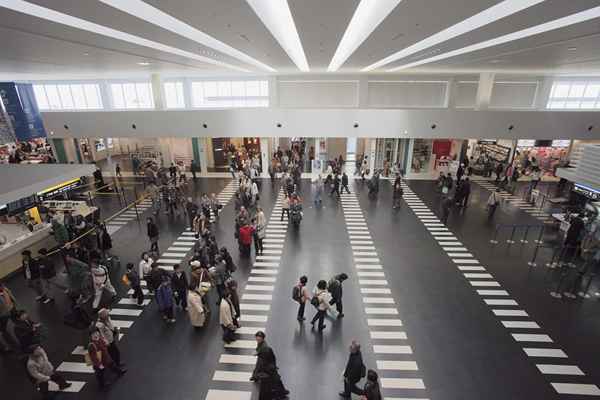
[43,108,600,140]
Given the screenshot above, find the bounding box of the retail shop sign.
[574,183,600,201]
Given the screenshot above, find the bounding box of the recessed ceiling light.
[83,52,89,56]
[328,0,402,72]
[245,0,309,72]
[363,0,544,71]
[388,5,600,71]
[0,0,250,72]
[99,0,275,72]
[137,62,150,66]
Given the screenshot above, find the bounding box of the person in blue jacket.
[155,274,175,324]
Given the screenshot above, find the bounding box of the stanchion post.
[506,225,517,244]
[528,226,545,267]
[520,225,531,244]
[534,225,545,244]
[490,224,501,244]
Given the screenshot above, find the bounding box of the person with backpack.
[339,340,366,398]
[96,308,124,368]
[124,263,144,306]
[310,280,331,332]
[292,276,310,322]
[328,273,348,319]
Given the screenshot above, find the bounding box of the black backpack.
[292,285,302,303]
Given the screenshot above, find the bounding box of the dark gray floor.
[2,177,600,400]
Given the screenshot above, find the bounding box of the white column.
[475,72,495,110]
[446,78,457,108]
[358,75,369,108]
[260,137,269,177]
[151,73,165,110]
[369,139,376,175]
[199,137,208,176]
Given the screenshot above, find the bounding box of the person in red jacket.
[88,329,126,390]
[238,223,255,257]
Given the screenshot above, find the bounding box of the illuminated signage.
[37,178,81,199]
[552,140,571,147]
[517,139,535,147]
[574,183,600,201]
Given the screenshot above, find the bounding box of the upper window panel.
[547,81,600,110]
[33,83,104,110]
[191,80,268,108]
[110,82,154,109]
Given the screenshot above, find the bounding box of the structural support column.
[368,139,376,175]
[151,73,165,110]
[475,72,495,110]
[199,137,208,176]
[51,138,67,163]
[260,138,270,177]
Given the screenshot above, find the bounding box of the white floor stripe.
[119,298,150,306]
[244,284,274,291]
[376,360,417,370]
[253,262,279,267]
[361,288,391,294]
[356,265,383,270]
[434,236,458,240]
[351,240,373,244]
[355,258,381,263]
[235,326,267,335]
[523,348,565,357]
[477,289,508,296]
[363,297,395,304]
[485,299,517,305]
[256,255,281,261]
[365,308,398,315]
[493,309,528,317]
[173,241,194,246]
[48,381,86,393]
[161,252,188,258]
[514,334,553,342]
[219,354,257,365]
[453,259,479,264]
[431,232,454,236]
[157,258,183,264]
[367,319,402,326]
[464,273,493,279]
[370,331,407,339]
[240,314,268,322]
[458,266,485,271]
[213,370,253,382]
[248,276,276,283]
[354,251,378,256]
[127,288,149,295]
[357,271,385,277]
[111,320,133,329]
[167,247,192,252]
[57,362,94,373]
[242,294,272,301]
[380,378,425,389]
[448,252,473,257]
[373,345,413,354]
[551,383,600,395]
[443,247,468,251]
[359,279,388,285]
[470,281,500,287]
[109,308,143,316]
[502,321,540,329]
[240,303,270,311]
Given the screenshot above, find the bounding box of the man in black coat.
[328,273,348,319]
[171,264,188,311]
[341,172,350,194]
[339,340,365,398]
[251,331,289,399]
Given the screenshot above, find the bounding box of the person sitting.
[27,345,71,397]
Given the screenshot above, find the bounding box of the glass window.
[547,81,600,109]
[190,80,268,108]
[84,84,102,109]
[110,82,153,109]
[33,85,49,110]
[57,85,74,109]
[70,84,86,108]
[164,81,185,108]
[135,83,153,108]
[44,85,62,110]
[111,84,125,109]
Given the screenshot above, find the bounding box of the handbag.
[84,344,102,366]
[121,274,130,286]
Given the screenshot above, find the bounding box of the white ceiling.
[1,0,600,79]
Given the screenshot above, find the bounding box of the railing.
[489,224,546,267]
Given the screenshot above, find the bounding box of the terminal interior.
[2,1,600,400]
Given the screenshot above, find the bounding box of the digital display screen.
[7,195,37,215]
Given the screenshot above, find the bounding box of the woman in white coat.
[254,207,266,255]
[219,291,238,344]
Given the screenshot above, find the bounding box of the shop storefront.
[514,139,570,176]
[410,139,466,177]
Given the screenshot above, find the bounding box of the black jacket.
[342,174,349,185]
[343,351,365,383]
[363,380,382,400]
[14,319,40,350]
[22,259,40,280]
[147,222,159,238]
[253,341,278,380]
[38,256,56,280]
[328,275,344,300]
[171,271,188,292]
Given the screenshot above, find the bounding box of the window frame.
[32,82,104,111]
[190,79,269,109]
[546,80,600,110]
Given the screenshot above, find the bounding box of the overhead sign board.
[574,183,600,201]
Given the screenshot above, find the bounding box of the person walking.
[487,188,501,219]
[254,208,266,256]
[460,177,471,208]
[251,331,290,399]
[341,172,350,194]
[219,291,238,344]
[330,174,341,198]
[155,275,176,323]
[362,370,382,400]
[239,223,255,258]
[328,273,348,319]
[125,263,144,306]
[22,250,44,302]
[292,276,309,322]
[310,280,331,332]
[138,252,154,291]
[339,340,366,398]
[441,196,453,225]
[281,196,290,221]
[226,279,241,319]
[392,180,403,209]
[171,264,188,311]
[27,345,72,396]
[495,162,504,183]
[87,329,126,390]
[115,163,122,178]
[146,217,159,253]
[185,197,198,230]
[0,283,17,353]
[13,310,41,352]
[91,258,116,310]
[96,309,124,368]
[37,248,56,304]
[314,175,324,206]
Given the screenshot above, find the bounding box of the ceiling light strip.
[246,0,309,72]
[328,0,402,72]
[363,0,545,72]
[388,5,600,71]
[0,0,250,72]
[99,0,275,72]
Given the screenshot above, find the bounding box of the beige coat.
[219,298,237,328]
